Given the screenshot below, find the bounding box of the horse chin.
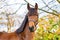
[29,27,34,32]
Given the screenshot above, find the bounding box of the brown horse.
[0,3,38,40]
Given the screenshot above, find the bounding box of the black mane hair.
[15,14,28,34]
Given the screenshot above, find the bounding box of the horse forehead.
[29,8,35,13]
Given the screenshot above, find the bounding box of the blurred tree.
[57,0,60,3]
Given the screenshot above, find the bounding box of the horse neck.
[24,22,35,40]
[19,19,35,40]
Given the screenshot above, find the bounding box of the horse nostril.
[29,26,34,32]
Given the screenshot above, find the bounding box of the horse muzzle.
[29,26,34,32]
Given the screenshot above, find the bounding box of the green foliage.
[34,14,60,40]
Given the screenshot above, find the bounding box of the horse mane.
[15,14,28,34]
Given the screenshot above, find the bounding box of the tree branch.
[24,0,59,16]
[42,0,58,13]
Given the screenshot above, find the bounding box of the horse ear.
[27,3,30,10]
[35,3,38,10]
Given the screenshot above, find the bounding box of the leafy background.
[34,14,60,40]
